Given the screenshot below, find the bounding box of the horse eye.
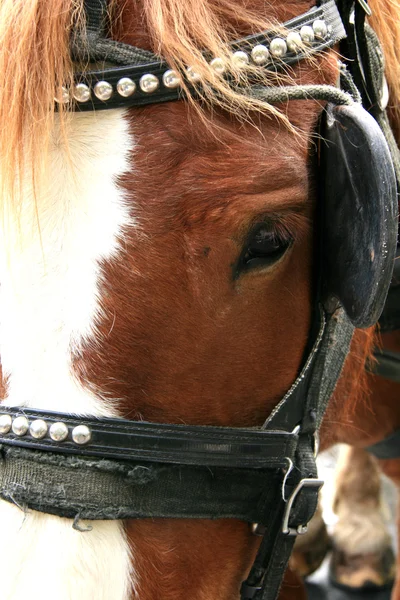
[238,223,292,274]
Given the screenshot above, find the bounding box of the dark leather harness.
[366,252,400,460]
[0,1,399,599]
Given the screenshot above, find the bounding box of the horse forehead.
[120,117,310,237]
[123,157,309,242]
[131,127,308,215]
[130,105,309,180]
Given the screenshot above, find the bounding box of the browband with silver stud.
[58,0,345,111]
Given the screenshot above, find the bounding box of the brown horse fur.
[0,0,400,599]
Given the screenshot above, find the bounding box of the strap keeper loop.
[240,582,263,599]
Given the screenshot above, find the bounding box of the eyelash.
[236,220,294,276]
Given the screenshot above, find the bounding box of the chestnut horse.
[0,1,399,600]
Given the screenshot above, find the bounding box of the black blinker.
[319,103,398,328]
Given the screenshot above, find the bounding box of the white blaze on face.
[0,110,135,599]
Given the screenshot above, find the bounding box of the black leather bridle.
[365,250,400,460]
[0,1,399,599]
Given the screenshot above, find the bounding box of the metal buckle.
[357,0,372,16]
[379,75,389,111]
[282,478,324,536]
[250,523,266,536]
[313,431,320,457]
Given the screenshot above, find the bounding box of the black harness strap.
[337,0,373,109]
[332,0,400,463]
[0,407,297,468]
[367,430,400,459]
[370,349,400,383]
[72,0,156,66]
[68,0,347,111]
[366,350,400,459]
[238,308,353,600]
[366,256,400,460]
[83,0,108,33]
[377,248,400,333]
[378,286,400,333]
[0,446,290,522]
[241,437,321,600]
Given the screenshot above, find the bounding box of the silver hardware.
[379,75,389,110]
[300,25,315,44]
[210,57,226,74]
[312,19,328,39]
[94,81,113,101]
[139,74,159,93]
[12,416,29,437]
[0,414,12,434]
[117,78,136,97]
[54,86,70,104]
[357,0,372,16]
[286,32,302,52]
[73,83,91,103]
[251,44,269,65]
[30,419,48,439]
[72,425,92,445]
[163,69,181,89]
[232,50,249,67]
[313,431,320,457]
[186,67,201,83]
[270,38,288,58]
[49,422,69,442]
[251,523,266,536]
[282,478,324,535]
[281,458,294,501]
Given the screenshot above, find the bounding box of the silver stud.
[117,77,136,97]
[30,419,48,440]
[312,19,328,39]
[186,66,201,83]
[54,86,70,104]
[73,83,91,103]
[49,422,68,442]
[162,69,181,89]
[270,38,288,58]
[210,57,226,74]
[0,414,12,434]
[72,425,92,445]
[287,31,303,53]
[94,81,113,101]
[300,25,315,44]
[232,51,249,67]
[139,74,159,93]
[12,416,29,437]
[251,44,270,65]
